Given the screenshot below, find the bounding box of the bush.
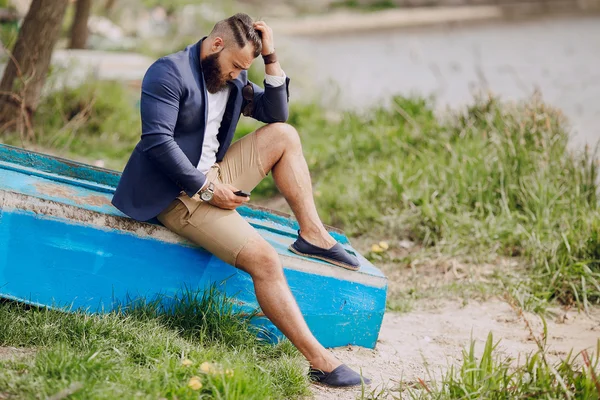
[287,95,600,306]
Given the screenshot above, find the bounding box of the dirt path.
[312,299,600,399]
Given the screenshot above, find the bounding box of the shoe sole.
[311,380,371,389]
[288,246,360,271]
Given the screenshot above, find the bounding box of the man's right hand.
[209,182,250,210]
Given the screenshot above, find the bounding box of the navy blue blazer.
[112,39,290,221]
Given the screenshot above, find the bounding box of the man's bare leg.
[249,122,351,371]
[236,235,341,373]
[234,122,365,372]
[255,123,337,249]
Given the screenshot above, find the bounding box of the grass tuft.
[0,288,309,399]
[401,333,600,400]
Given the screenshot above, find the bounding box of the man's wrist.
[262,52,277,65]
[195,179,211,196]
[198,181,215,202]
[263,52,283,79]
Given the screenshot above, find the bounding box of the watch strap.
[262,52,277,65]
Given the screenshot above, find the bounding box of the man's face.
[203,37,255,94]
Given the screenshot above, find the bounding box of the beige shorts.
[157,132,267,266]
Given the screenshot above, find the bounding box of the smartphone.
[234,190,251,197]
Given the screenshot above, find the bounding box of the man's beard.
[202,51,228,94]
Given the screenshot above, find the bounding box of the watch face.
[200,190,213,202]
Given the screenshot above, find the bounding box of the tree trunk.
[0,0,69,136]
[69,0,92,50]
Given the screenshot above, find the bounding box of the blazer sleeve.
[243,76,290,123]
[138,58,206,197]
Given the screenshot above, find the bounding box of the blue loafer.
[289,231,360,271]
[309,364,371,387]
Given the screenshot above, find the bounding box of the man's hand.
[209,182,250,210]
[253,20,283,78]
[253,21,274,56]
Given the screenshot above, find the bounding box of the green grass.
[1,79,141,170]
[288,95,599,308]
[330,0,398,12]
[0,288,309,399]
[399,332,600,399]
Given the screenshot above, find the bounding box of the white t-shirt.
[196,87,230,174]
[196,73,287,176]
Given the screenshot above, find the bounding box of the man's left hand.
[253,21,275,56]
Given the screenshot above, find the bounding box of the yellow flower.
[371,244,383,253]
[181,359,193,367]
[200,362,214,374]
[225,369,234,377]
[188,376,203,390]
[379,241,389,250]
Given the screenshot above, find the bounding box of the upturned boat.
[0,144,387,348]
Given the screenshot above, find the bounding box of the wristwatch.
[199,182,214,202]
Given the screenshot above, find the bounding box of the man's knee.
[236,237,284,281]
[267,122,301,148]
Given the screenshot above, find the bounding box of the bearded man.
[112,13,370,388]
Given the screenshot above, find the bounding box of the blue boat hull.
[0,144,387,348]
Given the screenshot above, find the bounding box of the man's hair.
[209,13,262,58]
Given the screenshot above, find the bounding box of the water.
[286,16,600,148]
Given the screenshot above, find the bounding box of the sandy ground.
[311,299,600,399]
[0,346,34,362]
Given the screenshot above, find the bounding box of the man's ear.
[212,37,225,52]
